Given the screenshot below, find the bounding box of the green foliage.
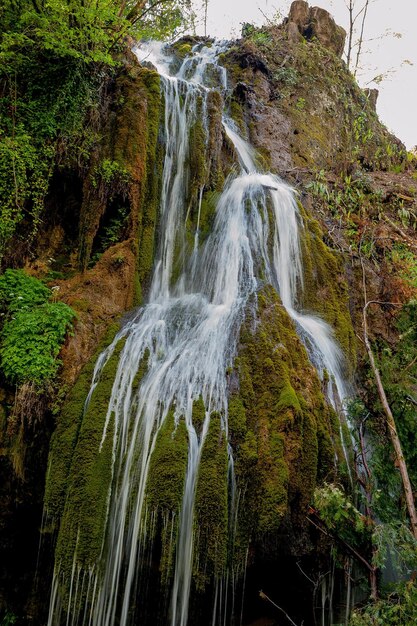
[350,582,417,625]
[0,131,53,253]
[357,301,417,524]
[0,612,17,626]
[295,96,306,111]
[306,169,374,221]
[313,483,369,545]
[250,31,272,46]
[396,203,417,229]
[352,110,374,155]
[92,159,130,189]
[389,244,417,288]
[272,67,300,91]
[99,207,129,251]
[241,22,256,38]
[306,169,387,254]
[273,66,298,87]
[0,0,191,260]
[371,522,417,573]
[0,302,75,384]
[0,269,50,315]
[241,23,272,47]
[0,0,191,68]
[0,270,75,385]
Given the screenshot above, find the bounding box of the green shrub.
[0,269,50,314]
[0,270,75,385]
[350,582,417,625]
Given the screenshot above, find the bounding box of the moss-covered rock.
[46,333,125,579]
[221,24,407,176]
[77,64,163,300]
[44,322,121,524]
[193,413,229,591]
[145,412,188,583]
[231,287,339,544]
[299,208,356,368]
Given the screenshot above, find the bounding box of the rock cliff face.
[1,3,417,625]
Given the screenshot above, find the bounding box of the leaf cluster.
[313,483,370,547]
[0,270,75,385]
[350,581,417,625]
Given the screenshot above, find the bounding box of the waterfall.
[47,40,352,626]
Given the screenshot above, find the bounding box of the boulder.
[288,0,310,32]
[287,1,346,57]
[363,88,379,110]
[309,7,346,57]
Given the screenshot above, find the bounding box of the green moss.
[228,395,246,441]
[131,348,150,393]
[135,68,163,303]
[76,66,163,291]
[231,287,338,539]
[298,209,356,369]
[229,98,246,136]
[276,381,302,415]
[197,190,219,243]
[44,322,121,522]
[146,413,188,514]
[192,397,206,436]
[52,335,126,577]
[206,90,224,190]
[193,413,228,591]
[170,41,193,59]
[189,112,207,197]
[145,412,188,584]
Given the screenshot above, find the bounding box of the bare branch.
[259,591,301,626]
[354,0,370,75]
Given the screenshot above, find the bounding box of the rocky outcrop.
[287,0,346,56]
[364,87,379,110]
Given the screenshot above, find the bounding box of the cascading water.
[47,40,352,626]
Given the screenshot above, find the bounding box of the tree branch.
[259,591,301,626]
[360,254,417,539]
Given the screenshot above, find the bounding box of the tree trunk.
[363,300,417,539]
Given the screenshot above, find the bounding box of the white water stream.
[47,41,351,626]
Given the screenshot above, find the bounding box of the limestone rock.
[309,7,346,57]
[363,87,379,110]
[288,0,310,32]
[287,1,346,57]
[287,21,303,45]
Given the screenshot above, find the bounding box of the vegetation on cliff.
[0,0,191,266]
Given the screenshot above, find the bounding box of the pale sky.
[197,0,416,149]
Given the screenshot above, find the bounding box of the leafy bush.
[0,270,75,385]
[313,483,370,546]
[350,582,417,625]
[0,269,50,315]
